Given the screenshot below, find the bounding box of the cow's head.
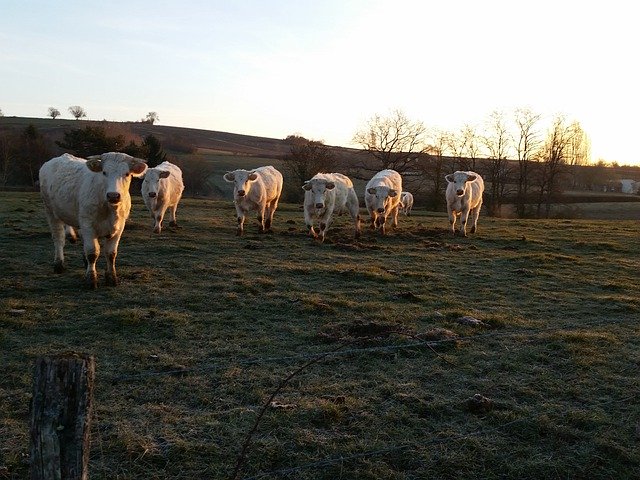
[223,169,258,199]
[143,168,171,200]
[302,178,335,210]
[366,186,398,214]
[86,152,147,205]
[445,171,477,197]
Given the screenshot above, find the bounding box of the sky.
[1,0,639,165]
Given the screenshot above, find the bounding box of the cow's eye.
[102,172,106,176]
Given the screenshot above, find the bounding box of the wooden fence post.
[29,353,95,480]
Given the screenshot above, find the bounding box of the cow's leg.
[459,207,470,237]
[65,225,78,244]
[392,205,399,228]
[154,206,166,234]
[169,203,178,227]
[379,215,387,235]
[470,201,482,234]
[265,198,278,232]
[104,231,123,286]
[348,203,361,239]
[368,209,376,230]
[235,206,245,236]
[47,217,66,273]
[257,205,267,233]
[318,208,333,243]
[83,236,100,289]
[304,210,317,238]
[447,206,456,236]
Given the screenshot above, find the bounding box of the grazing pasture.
[1,191,639,479]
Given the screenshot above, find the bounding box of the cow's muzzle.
[456,190,464,196]
[237,190,246,197]
[148,192,157,198]
[315,203,324,209]
[107,192,121,204]
[377,208,385,213]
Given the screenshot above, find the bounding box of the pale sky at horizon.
[2,0,639,165]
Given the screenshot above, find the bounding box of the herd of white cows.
[38,152,485,288]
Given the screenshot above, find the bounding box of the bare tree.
[0,108,4,117]
[0,133,15,186]
[534,115,578,217]
[481,111,513,216]
[352,109,426,173]
[145,112,159,125]
[415,129,453,211]
[513,108,543,217]
[460,124,481,171]
[48,107,61,119]
[445,124,480,171]
[68,106,87,120]
[566,121,590,166]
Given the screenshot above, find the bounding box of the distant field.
[551,201,640,220]
[1,190,639,479]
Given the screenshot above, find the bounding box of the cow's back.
[366,169,401,190]
[254,166,283,202]
[159,161,185,203]
[39,154,88,226]
[327,172,354,210]
[468,173,484,209]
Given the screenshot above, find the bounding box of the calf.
[364,169,402,235]
[39,152,147,288]
[223,165,283,235]
[302,172,361,242]
[141,161,185,233]
[400,191,414,216]
[445,170,484,236]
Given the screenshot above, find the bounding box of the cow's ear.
[367,187,377,195]
[130,161,148,177]
[248,172,259,181]
[388,189,398,197]
[302,182,312,191]
[85,156,103,172]
[325,182,335,190]
[159,170,171,179]
[223,172,235,182]
[466,175,476,182]
[445,174,454,183]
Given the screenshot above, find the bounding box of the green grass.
[1,191,639,479]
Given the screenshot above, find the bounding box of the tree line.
[281,108,611,218]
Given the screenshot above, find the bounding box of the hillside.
[0,116,360,160]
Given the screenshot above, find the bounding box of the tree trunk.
[29,353,95,480]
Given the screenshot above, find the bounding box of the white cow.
[302,172,361,242]
[364,169,402,235]
[223,165,283,235]
[141,161,185,234]
[400,191,414,216]
[39,152,148,288]
[445,170,484,236]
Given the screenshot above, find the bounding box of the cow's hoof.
[470,226,477,234]
[86,274,98,290]
[105,274,118,287]
[236,230,243,237]
[53,261,65,274]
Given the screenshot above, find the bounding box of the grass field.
[1,191,639,479]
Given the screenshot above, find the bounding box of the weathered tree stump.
[29,353,95,480]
